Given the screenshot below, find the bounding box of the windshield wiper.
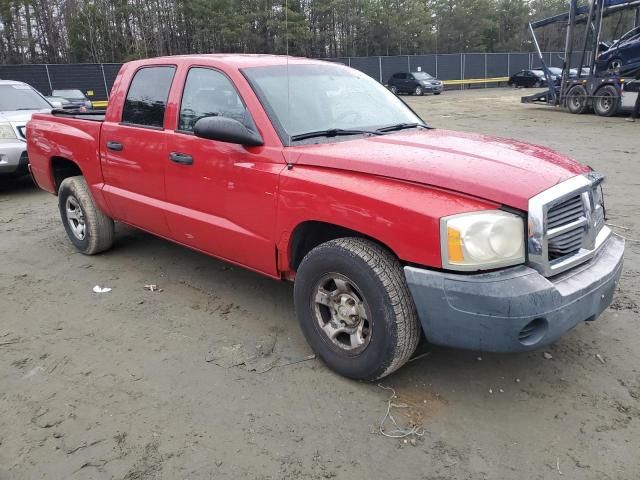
[376,122,430,133]
[290,128,383,142]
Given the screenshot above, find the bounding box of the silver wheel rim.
[415,87,422,95]
[65,196,86,240]
[311,273,372,354]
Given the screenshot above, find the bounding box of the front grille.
[528,173,610,277]
[547,194,586,261]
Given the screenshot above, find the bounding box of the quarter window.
[122,66,176,128]
[178,68,250,132]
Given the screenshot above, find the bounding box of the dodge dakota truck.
[26,55,624,380]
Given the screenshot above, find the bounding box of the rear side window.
[122,66,176,128]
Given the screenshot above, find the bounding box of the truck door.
[162,66,280,276]
[100,65,176,235]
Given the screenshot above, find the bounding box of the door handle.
[106,141,123,151]
[169,152,193,165]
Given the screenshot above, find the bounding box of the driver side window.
[178,67,250,132]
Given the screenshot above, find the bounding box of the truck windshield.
[0,85,51,111]
[243,64,423,144]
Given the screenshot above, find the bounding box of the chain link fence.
[324,51,592,84]
[0,52,591,102]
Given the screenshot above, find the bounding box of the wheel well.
[288,221,395,272]
[51,157,82,193]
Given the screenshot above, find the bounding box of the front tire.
[58,176,114,255]
[389,85,398,95]
[294,238,421,381]
[414,86,423,96]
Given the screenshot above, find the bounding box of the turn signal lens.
[447,227,464,262]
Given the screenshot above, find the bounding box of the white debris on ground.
[92,286,111,293]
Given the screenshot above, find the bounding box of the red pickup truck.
[27,55,624,380]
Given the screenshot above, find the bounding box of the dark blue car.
[596,26,640,76]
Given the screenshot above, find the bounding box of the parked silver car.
[0,80,53,177]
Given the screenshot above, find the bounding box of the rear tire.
[414,86,423,96]
[294,238,420,381]
[593,85,620,117]
[58,176,114,255]
[566,85,589,114]
[390,85,398,95]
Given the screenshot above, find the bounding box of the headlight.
[441,211,525,271]
[0,122,17,140]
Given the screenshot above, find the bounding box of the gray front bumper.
[0,141,28,175]
[404,234,624,352]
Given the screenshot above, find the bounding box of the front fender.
[276,166,499,270]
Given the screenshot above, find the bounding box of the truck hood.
[289,129,590,210]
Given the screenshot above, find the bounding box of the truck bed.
[51,109,105,122]
[27,112,105,196]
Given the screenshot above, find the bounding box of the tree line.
[0,0,637,64]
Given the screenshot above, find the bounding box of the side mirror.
[194,116,263,147]
[50,101,63,109]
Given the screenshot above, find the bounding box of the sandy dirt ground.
[1,87,639,480]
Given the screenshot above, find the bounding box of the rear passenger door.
[398,73,410,92]
[405,73,415,91]
[101,65,175,235]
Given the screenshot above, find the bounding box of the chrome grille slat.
[547,194,585,261]
[548,198,583,216]
[548,217,587,238]
[547,207,585,228]
[550,233,584,247]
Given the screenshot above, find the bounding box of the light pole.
[431,12,438,54]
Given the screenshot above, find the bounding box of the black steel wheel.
[566,85,589,114]
[593,85,620,117]
[608,59,622,75]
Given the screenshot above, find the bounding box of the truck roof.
[125,54,333,69]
